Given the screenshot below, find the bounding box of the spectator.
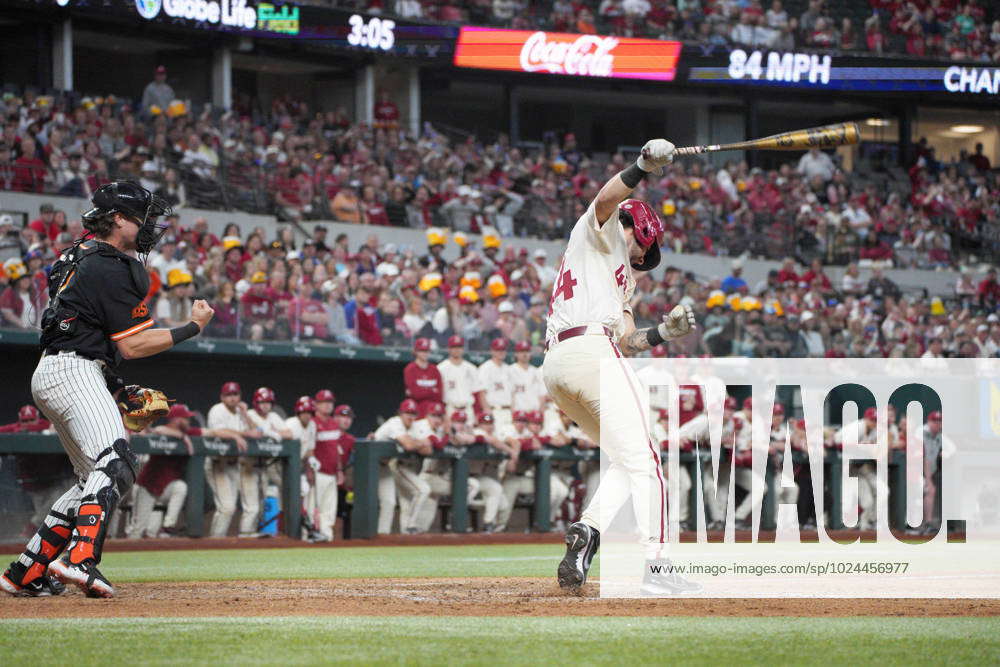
[373,90,400,129]
[721,260,749,294]
[332,182,363,223]
[977,268,1000,310]
[156,269,195,328]
[0,259,37,329]
[969,143,991,172]
[207,281,239,338]
[12,137,47,192]
[797,148,836,183]
[140,65,175,117]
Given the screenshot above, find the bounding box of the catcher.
[1,181,214,599]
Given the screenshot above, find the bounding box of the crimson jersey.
[678,385,704,426]
[403,362,444,415]
[241,288,277,323]
[313,415,355,475]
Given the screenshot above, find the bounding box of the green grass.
[0,544,572,582]
[2,616,997,665]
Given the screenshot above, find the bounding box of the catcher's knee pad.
[96,439,138,496]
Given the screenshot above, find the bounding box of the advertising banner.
[453,27,681,81]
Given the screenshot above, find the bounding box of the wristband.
[645,325,665,347]
[170,321,201,345]
[621,161,646,189]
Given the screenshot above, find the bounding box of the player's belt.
[544,324,613,351]
[43,348,101,363]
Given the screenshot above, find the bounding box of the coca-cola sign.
[454,27,681,81]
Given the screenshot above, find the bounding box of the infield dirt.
[2,578,997,618]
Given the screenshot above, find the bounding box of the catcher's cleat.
[49,558,115,598]
[639,560,703,596]
[2,563,67,597]
[557,522,600,592]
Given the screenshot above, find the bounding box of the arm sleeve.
[100,263,154,341]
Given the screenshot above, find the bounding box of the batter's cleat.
[639,560,703,596]
[481,522,496,534]
[49,558,115,599]
[557,522,600,592]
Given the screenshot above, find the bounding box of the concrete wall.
[1,190,981,296]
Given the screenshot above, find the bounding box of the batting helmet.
[18,405,39,422]
[478,412,494,425]
[413,337,431,352]
[294,396,315,414]
[221,381,241,396]
[514,341,531,353]
[490,337,508,352]
[447,335,465,348]
[399,399,419,415]
[253,387,275,409]
[314,389,335,404]
[334,404,355,418]
[83,181,171,253]
[619,199,664,272]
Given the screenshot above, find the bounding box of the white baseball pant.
[206,458,239,537]
[543,334,667,545]
[128,480,187,538]
[309,470,339,540]
[474,475,504,525]
[415,472,481,532]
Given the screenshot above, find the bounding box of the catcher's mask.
[83,181,171,255]
[619,199,664,272]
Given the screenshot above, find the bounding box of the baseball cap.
[221,381,241,396]
[155,65,167,74]
[528,410,543,424]
[498,301,515,314]
[513,410,527,422]
[335,405,355,418]
[427,402,445,417]
[725,396,738,410]
[773,403,785,416]
[447,335,465,348]
[928,411,942,422]
[451,410,467,423]
[399,398,419,415]
[18,405,39,422]
[168,404,195,419]
[413,337,431,352]
[315,389,335,403]
[514,341,531,352]
[478,412,494,425]
[491,337,508,351]
[864,407,877,421]
[742,397,753,412]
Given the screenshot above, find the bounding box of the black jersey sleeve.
[98,260,154,342]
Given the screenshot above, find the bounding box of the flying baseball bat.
[668,122,860,157]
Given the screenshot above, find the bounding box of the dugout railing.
[0,434,301,538]
[350,442,913,538]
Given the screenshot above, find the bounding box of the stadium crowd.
[340,0,1000,62]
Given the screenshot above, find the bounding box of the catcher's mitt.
[118,385,173,432]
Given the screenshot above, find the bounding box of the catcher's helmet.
[619,199,664,272]
[83,181,171,254]
[253,387,275,409]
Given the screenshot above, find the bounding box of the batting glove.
[638,139,676,175]
[658,304,696,340]
[308,456,321,472]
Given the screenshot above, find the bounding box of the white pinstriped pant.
[16,352,125,567]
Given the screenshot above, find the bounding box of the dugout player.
[1,181,215,598]
[542,140,701,595]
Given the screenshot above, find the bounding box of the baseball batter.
[1,181,214,598]
[542,140,701,595]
